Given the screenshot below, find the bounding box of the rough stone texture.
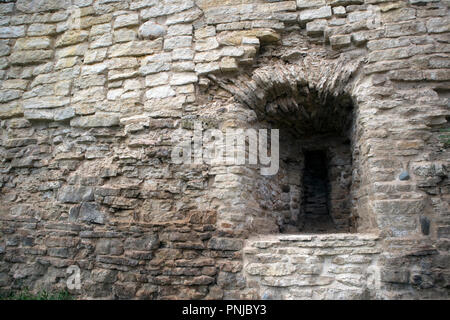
[245,234,381,299]
[0,0,449,300]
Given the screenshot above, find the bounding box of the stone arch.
[210,55,363,114]
[206,54,377,234]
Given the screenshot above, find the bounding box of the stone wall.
[252,133,354,234]
[244,234,381,299]
[0,0,449,299]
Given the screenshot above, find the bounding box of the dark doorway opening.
[302,150,336,233]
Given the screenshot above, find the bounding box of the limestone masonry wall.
[0,0,449,299]
[244,234,381,299]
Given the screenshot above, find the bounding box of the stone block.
[146,85,176,99]
[195,62,220,75]
[330,34,351,48]
[70,112,120,127]
[27,24,56,36]
[164,36,192,50]
[220,57,239,72]
[262,276,334,287]
[195,37,219,51]
[246,263,296,276]
[108,40,162,57]
[0,102,23,119]
[56,30,89,48]
[208,237,243,251]
[0,26,26,39]
[9,50,53,65]
[14,37,51,50]
[426,17,450,33]
[385,21,426,37]
[114,13,139,29]
[170,73,198,86]
[16,0,71,13]
[58,186,94,203]
[299,6,332,23]
[297,0,326,8]
[306,19,328,36]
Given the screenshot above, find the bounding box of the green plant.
[0,288,73,300]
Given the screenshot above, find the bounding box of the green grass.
[439,128,450,148]
[0,288,73,300]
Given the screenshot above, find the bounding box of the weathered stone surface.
[56,30,89,48]
[138,21,166,39]
[58,186,94,203]
[220,57,239,72]
[70,113,120,127]
[16,0,71,13]
[27,24,56,36]
[14,37,52,50]
[0,90,22,103]
[195,62,220,75]
[297,0,326,8]
[23,97,70,109]
[0,0,448,302]
[23,109,54,121]
[108,40,162,57]
[9,50,53,65]
[330,34,351,49]
[0,26,26,39]
[0,102,23,119]
[170,73,198,86]
[195,37,220,51]
[164,36,192,50]
[426,17,450,33]
[145,85,175,99]
[91,269,118,283]
[299,6,332,22]
[306,19,327,36]
[385,21,427,37]
[217,29,280,46]
[114,13,139,29]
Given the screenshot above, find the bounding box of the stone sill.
[247,233,380,242]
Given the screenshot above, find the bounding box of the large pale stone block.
[246,263,296,276]
[195,62,220,75]
[23,97,70,109]
[14,37,51,50]
[9,50,53,65]
[27,24,56,36]
[109,40,162,57]
[0,90,22,103]
[170,73,198,86]
[70,112,120,127]
[56,30,89,48]
[139,21,166,39]
[23,109,54,121]
[306,19,328,36]
[16,0,71,13]
[426,17,450,33]
[297,0,326,8]
[145,85,176,99]
[0,26,26,38]
[114,13,139,29]
[299,6,332,22]
[0,102,23,119]
[164,36,192,50]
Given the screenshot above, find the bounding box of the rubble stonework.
[0,0,449,299]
